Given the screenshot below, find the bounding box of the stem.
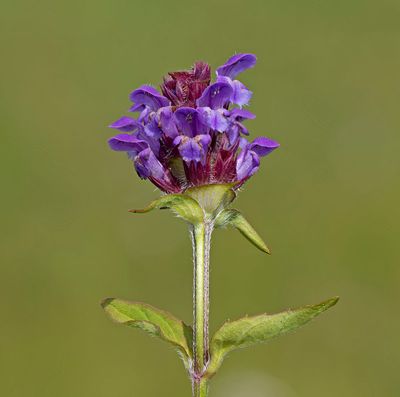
[193,378,208,397]
[191,221,213,397]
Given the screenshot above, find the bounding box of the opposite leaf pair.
[101,297,339,379]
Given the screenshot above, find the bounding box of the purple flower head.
[108,53,279,193]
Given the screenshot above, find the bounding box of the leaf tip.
[316,296,340,312]
[326,296,340,308]
[260,243,271,254]
[128,208,144,213]
[100,297,114,309]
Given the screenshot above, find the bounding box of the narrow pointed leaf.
[101,298,193,366]
[129,193,204,224]
[206,297,339,377]
[215,209,270,253]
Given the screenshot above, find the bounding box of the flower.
[108,53,279,193]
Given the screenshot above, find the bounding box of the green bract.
[128,184,269,253]
[129,184,235,223]
[215,208,270,253]
[129,193,204,224]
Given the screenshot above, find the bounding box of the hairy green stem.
[191,221,213,397]
[193,378,208,397]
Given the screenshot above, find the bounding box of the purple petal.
[216,76,253,107]
[129,103,146,112]
[173,135,183,146]
[109,116,141,132]
[134,160,150,179]
[143,116,162,139]
[139,118,161,156]
[136,107,152,123]
[216,53,257,79]
[198,107,229,132]
[108,133,148,154]
[236,148,260,180]
[226,125,240,146]
[195,134,212,149]
[196,82,233,109]
[129,85,170,111]
[249,137,280,157]
[134,148,166,180]
[236,121,249,136]
[231,80,253,106]
[175,107,208,137]
[229,109,256,121]
[239,137,249,149]
[158,107,179,139]
[176,134,211,163]
[178,139,203,163]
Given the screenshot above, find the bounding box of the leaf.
[206,297,339,377]
[129,193,204,224]
[101,298,193,367]
[215,209,270,254]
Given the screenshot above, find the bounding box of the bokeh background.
[1,0,399,396]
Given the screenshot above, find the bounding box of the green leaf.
[129,193,204,224]
[101,298,193,368]
[206,297,339,377]
[215,209,270,254]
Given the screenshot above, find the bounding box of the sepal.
[101,298,193,370]
[205,297,339,378]
[215,209,270,253]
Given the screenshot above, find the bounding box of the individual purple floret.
[108,53,279,193]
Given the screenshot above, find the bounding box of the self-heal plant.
[102,53,338,397]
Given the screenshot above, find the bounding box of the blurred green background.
[1,0,399,396]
